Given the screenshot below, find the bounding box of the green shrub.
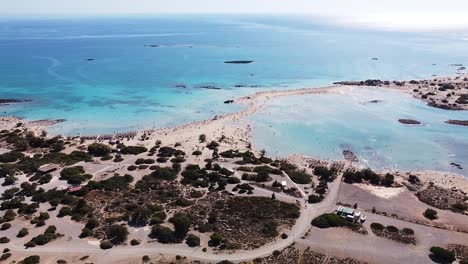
[261,221,278,237]
[451,202,468,213]
[38,173,52,184]
[311,213,348,228]
[227,177,241,184]
[17,228,29,238]
[120,146,147,155]
[402,228,415,235]
[308,194,323,204]
[105,224,128,245]
[429,246,455,264]
[185,234,200,247]
[0,237,10,243]
[113,157,124,162]
[19,255,40,264]
[386,225,399,233]
[85,218,99,230]
[87,143,112,157]
[60,166,91,185]
[370,222,385,231]
[100,154,113,161]
[0,223,11,230]
[0,151,24,163]
[149,225,176,243]
[285,170,311,184]
[423,208,438,220]
[130,239,140,246]
[313,166,337,182]
[100,240,114,250]
[149,167,178,181]
[209,233,224,247]
[79,228,93,238]
[169,213,192,240]
[0,253,11,261]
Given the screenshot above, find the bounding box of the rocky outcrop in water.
[398,119,421,125]
[29,119,66,126]
[0,99,31,104]
[198,86,221,90]
[450,162,463,170]
[342,150,358,162]
[224,100,234,104]
[334,80,387,86]
[445,120,468,126]
[224,60,254,64]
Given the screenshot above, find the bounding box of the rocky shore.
[335,73,468,110]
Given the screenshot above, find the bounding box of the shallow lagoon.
[251,88,468,175]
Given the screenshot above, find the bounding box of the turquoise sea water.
[1,15,468,174]
[251,88,468,175]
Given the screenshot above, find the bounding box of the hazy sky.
[2,0,468,30]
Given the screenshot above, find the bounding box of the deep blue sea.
[1,15,468,174]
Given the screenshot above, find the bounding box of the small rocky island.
[224,60,254,64]
[0,98,31,104]
[398,119,421,125]
[445,120,468,126]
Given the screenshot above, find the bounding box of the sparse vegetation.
[370,222,416,245]
[423,208,438,220]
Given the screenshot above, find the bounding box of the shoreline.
[1,76,468,180]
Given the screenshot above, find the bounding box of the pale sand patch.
[356,184,405,199]
[87,240,100,246]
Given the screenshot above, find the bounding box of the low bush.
[386,225,399,233]
[0,223,11,231]
[17,228,29,238]
[19,255,40,264]
[402,228,415,235]
[0,253,11,261]
[423,208,438,220]
[429,246,455,264]
[311,213,349,228]
[308,194,323,204]
[130,239,140,246]
[87,143,112,157]
[285,170,312,184]
[185,234,200,247]
[100,240,113,250]
[120,145,147,155]
[370,222,385,231]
